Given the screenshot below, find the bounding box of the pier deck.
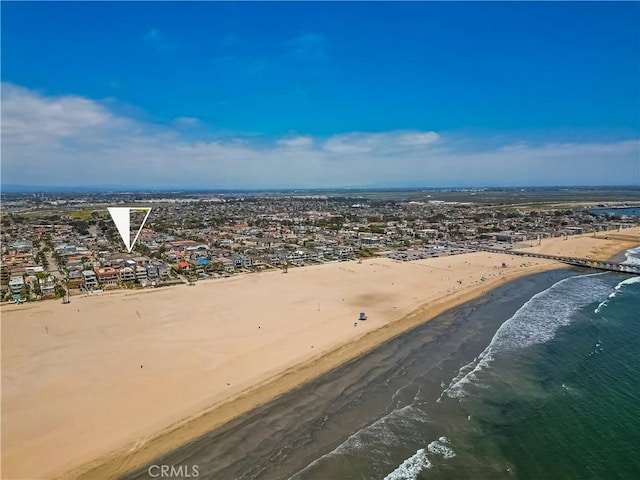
[475,247,639,275]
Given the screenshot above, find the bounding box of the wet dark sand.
[120,269,575,480]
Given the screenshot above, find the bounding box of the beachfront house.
[146,265,159,279]
[82,270,98,289]
[38,276,57,296]
[231,254,252,269]
[214,257,235,273]
[173,261,191,275]
[156,264,171,278]
[68,269,82,281]
[93,267,118,286]
[135,266,148,283]
[118,267,136,283]
[249,256,267,268]
[9,275,24,295]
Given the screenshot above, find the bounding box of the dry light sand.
[1,228,639,480]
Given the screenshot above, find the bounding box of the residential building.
[9,275,24,295]
[135,266,148,282]
[82,270,98,289]
[39,276,57,296]
[146,265,159,279]
[119,267,136,283]
[231,254,252,269]
[93,267,118,286]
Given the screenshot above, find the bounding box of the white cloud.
[397,131,440,146]
[323,131,440,154]
[1,83,638,189]
[277,136,314,149]
[1,84,115,143]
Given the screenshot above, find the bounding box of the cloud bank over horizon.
[2,83,638,190]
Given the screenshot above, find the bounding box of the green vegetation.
[66,209,109,220]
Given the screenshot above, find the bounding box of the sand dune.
[1,227,638,480]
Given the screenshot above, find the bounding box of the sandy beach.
[1,228,638,480]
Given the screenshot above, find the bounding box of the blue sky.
[2,1,639,188]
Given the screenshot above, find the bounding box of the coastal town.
[2,189,638,303]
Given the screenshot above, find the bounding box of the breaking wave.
[383,437,454,480]
[441,272,612,399]
[622,246,640,266]
[382,448,432,480]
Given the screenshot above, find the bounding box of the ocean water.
[289,250,640,480]
[588,207,640,217]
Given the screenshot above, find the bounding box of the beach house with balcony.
[135,266,148,283]
[39,276,57,296]
[82,270,98,289]
[118,266,136,283]
[9,275,24,295]
[93,267,118,286]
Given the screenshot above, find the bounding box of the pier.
[475,247,640,275]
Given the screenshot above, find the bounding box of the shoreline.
[122,268,579,480]
[1,228,638,480]
[74,264,557,480]
[71,232,639,480]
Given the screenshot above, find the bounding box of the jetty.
[475,247,640,275]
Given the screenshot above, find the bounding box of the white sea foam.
[600,276,640,311]
[594,299,608,314]
[427,437,456,459]
[442,273,613,399]
[383,449,432,480]
[615,275,640,289]
[622,246,640,266]
[289,389,427,479]
[382,436,454,479]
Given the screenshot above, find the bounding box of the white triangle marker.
[107,207,152,253]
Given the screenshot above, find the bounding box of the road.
[44,252,63,279]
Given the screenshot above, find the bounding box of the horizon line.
[2,184,640,194]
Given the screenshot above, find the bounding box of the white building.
[135,266,148,282]
[9,276,24,295]
[119,267,136,283]
[82,270,98,289]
